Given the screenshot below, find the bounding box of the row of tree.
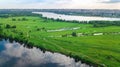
[6,24,16,29]
[42,16,120,27]
[12,18,28,21]
[42,16,88,24]
[89,21,120,27]
[0,10,41,18]
[62,32,77,37]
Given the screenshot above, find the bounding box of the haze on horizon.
[0,0,120,9]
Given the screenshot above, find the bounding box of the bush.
[37,28,41,31]
[6,24,11,28]
[12,18,16,21]
[6,24,16,29]
[62,34,68,37]
[93,24,108,27]
[72,32,77,37]
[11,25,16,28]
[22,18,28,21]
[89,21,120,27]
[18,19,21,21]
[19,32,23,35]
[0,26,3,32]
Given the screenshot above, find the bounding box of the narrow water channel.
[0,39,91,67]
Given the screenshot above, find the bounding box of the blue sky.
[103,0,120,3]
[0,0,120,9]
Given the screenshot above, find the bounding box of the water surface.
[33,12,120,21]
[0,39,91,67]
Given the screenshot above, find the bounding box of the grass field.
[0,16,120,67]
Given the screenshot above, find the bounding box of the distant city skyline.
[0,0,120,9]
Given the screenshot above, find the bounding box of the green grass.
[0,16,120,67]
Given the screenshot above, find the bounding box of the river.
[33,12,120,21]
[0,39,91,67]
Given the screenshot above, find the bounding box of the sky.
[0,0,120,9]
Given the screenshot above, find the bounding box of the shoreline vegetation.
[0,10,120,67]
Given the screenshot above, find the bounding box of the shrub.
[6,24,11,28]
[62,34,68,37]
[12,18,16,21]
[11,25,16,28]
[72,32,77,37]
[37,28,41,31]
[22,18,28,21]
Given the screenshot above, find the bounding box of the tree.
[22,18,28,21]
[11,25,16,28]
[12,18,16,21]
[0,26,3,32]
[37,28,41,31]
[18,19,21,21]
[62,34,68,37]
[6,24,11,28]
[72,32,77,37]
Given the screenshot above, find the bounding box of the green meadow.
[0,16,120,67]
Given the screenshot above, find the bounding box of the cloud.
[0,0,41,4]
[0,0,120,9]
[102,0,120,3]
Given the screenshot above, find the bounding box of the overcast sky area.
[0,0,120,9]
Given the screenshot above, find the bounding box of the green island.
[0,11,120,67]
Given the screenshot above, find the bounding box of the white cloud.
[0,0,120,9]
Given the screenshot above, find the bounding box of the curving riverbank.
[0,39,93,67]
[0,35,103,67]
[0,26,110,67]
[0,15,120,67]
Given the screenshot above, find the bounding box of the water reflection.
[0,39,91,67]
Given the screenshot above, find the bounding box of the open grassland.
[0,16,120,67]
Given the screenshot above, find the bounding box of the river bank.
[0,16,120,67]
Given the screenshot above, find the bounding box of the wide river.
[0,39,91,67]
[33,12,120,21]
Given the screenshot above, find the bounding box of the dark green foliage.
[42,27,45,30]
[0,9,40,17]
[36,27,46,31]
[22,18,28,21]
[42,9,120,18]
[0,26,3,32]
[6,24,11,28]
[5,24,16,29]
[93,24,108,27]
[12,18,16,21]
[0,14,9,18]
[72,32,77,37]
[29,30,31,33]
[89,21,120,27]
[36,28,41,31]
[19,32,23,35]
[62,34,68,37]
[18,19,21,21]
[16,18,28,21]
[11,25,16,28]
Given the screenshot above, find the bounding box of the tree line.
[89,21,120,27]
[42,16,120,27]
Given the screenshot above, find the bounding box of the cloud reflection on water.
[0,39,90,67]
